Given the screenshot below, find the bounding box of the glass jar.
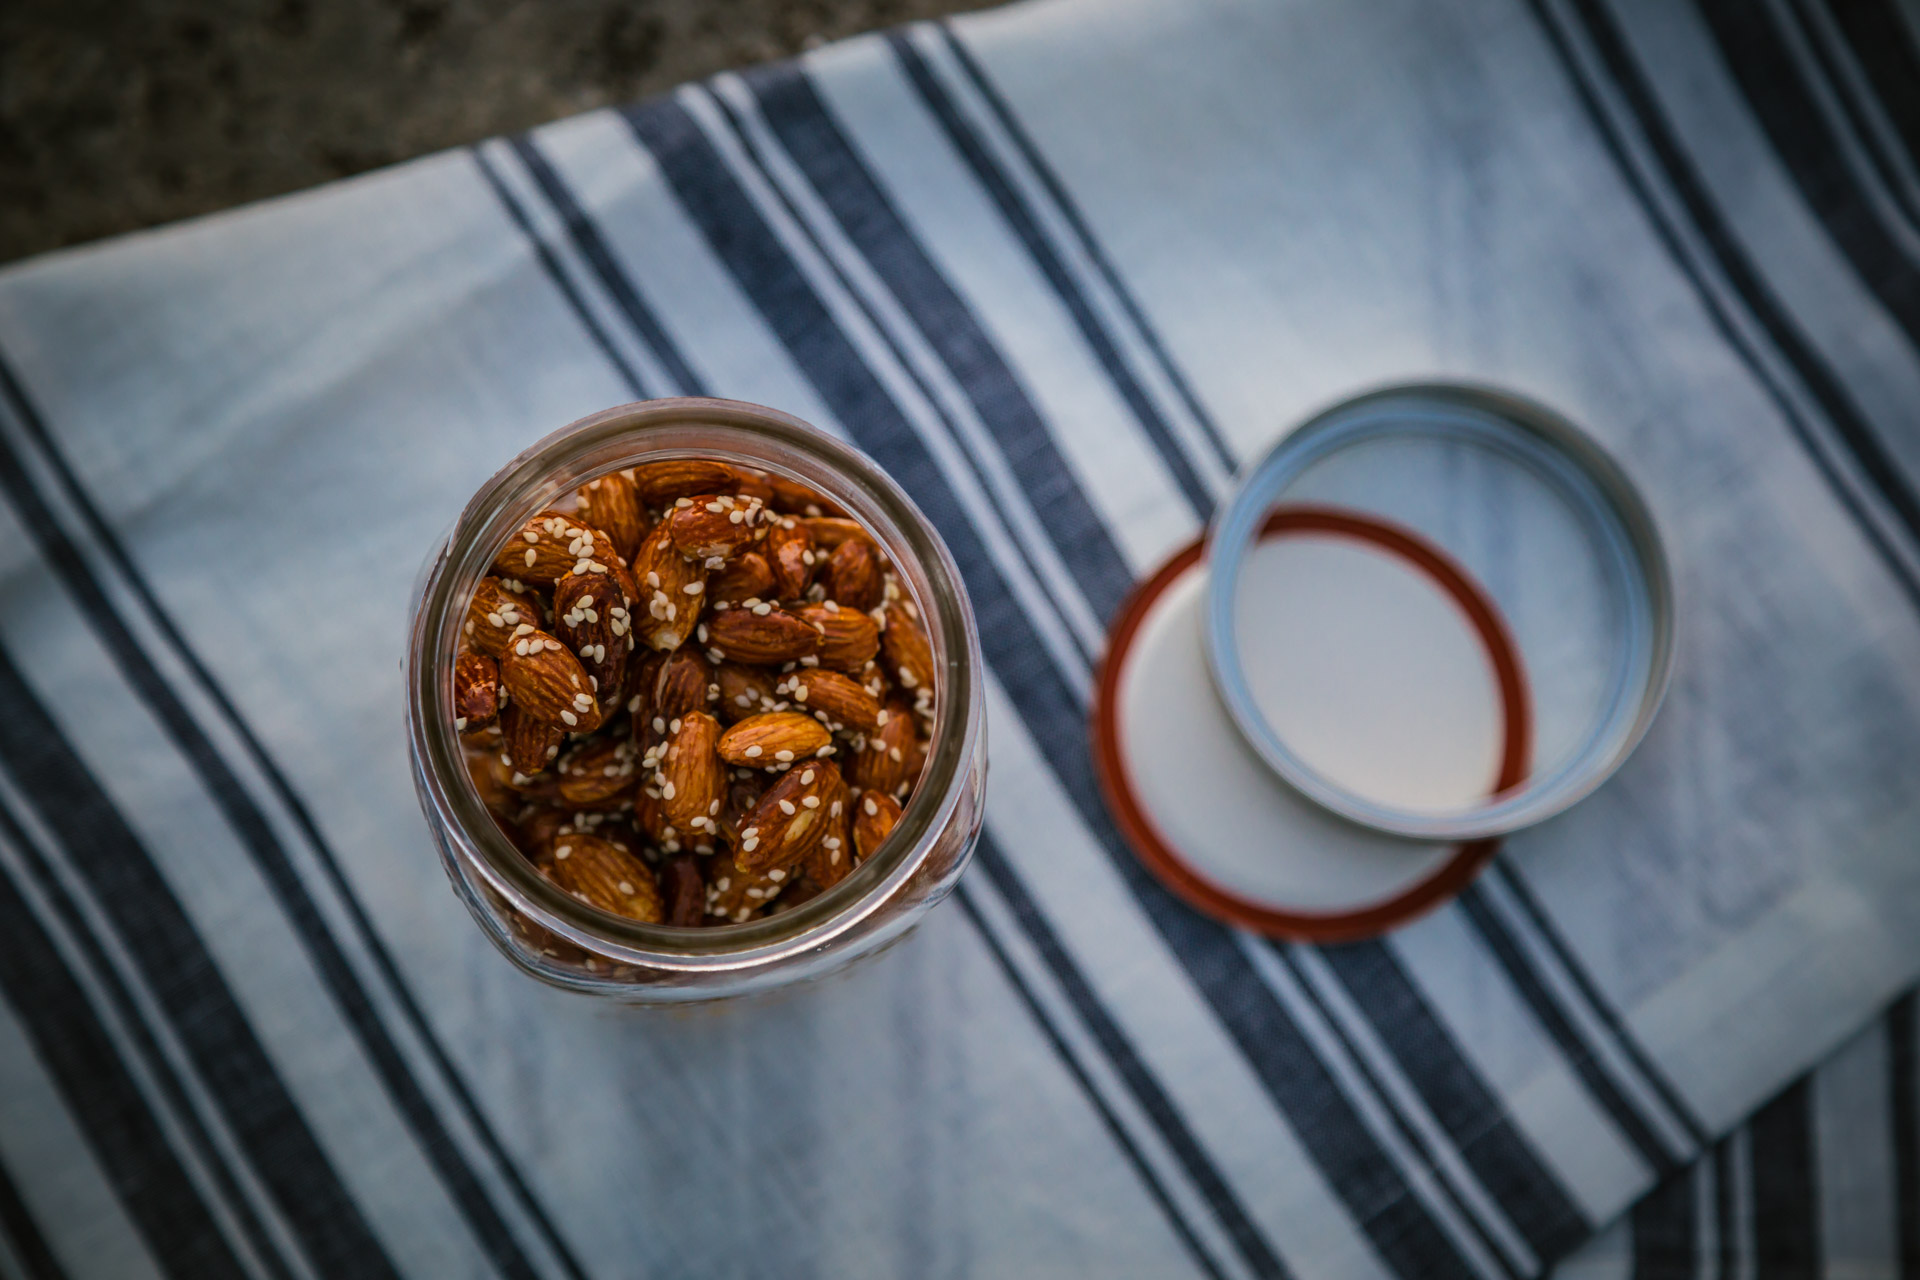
[405,398,986,1001]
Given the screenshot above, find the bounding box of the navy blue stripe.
[1490,864,1706,1145]
[1316,941,1590,1261]
[0,632,399,1279]
[952,883,1231,1280]
[1823,0,1920,179]
[1889,992,1919,1280]
[1784,0,1920,233]
[1268,946,1526,1279]
[626,93,1478,1280]
[1530,0,1920,611]
[0,1148,68,1280]
[931,23,1240,479]
[508,134,711,397]
[885,32,1219,519]
[971,837,1288,1278]
[744,62,1136,626]
[1713,1141,1736,1280]
[1456,885,1683,1175]
[694,84,1099,669]
[1629,1165,1697,1280]
[0,352,565,1280]
[1747,1080,1819,1279]
[473,145,650,401]
[0,792,296,1280]
[0,840,248,1280]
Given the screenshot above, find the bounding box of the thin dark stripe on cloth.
[473,145,651,401]
[930,22,1239,480]
[1314,941,1590,1262]
[1822,0,1920,173]
[743,61,1137,626]
[1889,993,1919,1280]
[0,351,567,1280]
[507,133,711,398]
[0,641,401,1280]
[1747,1081,1819,1279]
[884,30,1220,519]
[952,883,1235,1280]
[625,93,1482,1280]
[1781,0,1920,233]
[0,1148,69,1280]
[0,795,297,1280]
[1629,1164,1697,1280]
[1527,0,1920,613]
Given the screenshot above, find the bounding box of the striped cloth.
[0,0,1915,1276]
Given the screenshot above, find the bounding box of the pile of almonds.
[455,460,936,927]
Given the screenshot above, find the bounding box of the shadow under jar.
[406,399,987,1002]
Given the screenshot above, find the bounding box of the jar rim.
[405,397,984,969]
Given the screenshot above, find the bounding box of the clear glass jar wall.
[405,399,986,1002]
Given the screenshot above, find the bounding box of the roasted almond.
[709,551,775,610]
[717,711,833,767]
[500,630,606,732]
[847,701,919,798]
[794,602,879,672]
[853,790,902,862]
[802,768,855,889]
[453,652,500,732]
[500,702,568,779]
[657,712,727,840]
[705,849,792,923]
[824,536,883,611]
[780,668,880,733]
[767,474,838,516]
[555,735,642,809]
[717,770,769,846]
[660,855,705,927]
[714,661,782,724]
[577,470,650,564]
[734,760,844,872]
[637,648,710,744]
[666,493,760,562]
[881,599,936,697]
[731,468,776,506]
[466,577,545,658]
[803,517,867,550]
[633,459,738,505]
[552,569,632,717]
[764,518,816,600]
[632,775,677,850]
[548,834,664,922]
[630,520,708,651]
[494,511,618,585]
[704,606,821,665]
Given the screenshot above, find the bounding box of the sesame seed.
[768,869,786,882]
[800,769,815,784]
[746,888,764,899]
[524,531,539,543]
[524,548,538,568]
[560,711,578,726]
[774,749,794,762]
[744,744,763,758]
[618,881,635,895]
[556,845,572,859]
[802,796,820,809]
[824,837,840,850]
[684,582,703,595]
[778,799,796,815]
[454,716,467,731]
[487,612,505,627]
[864,796,878,815]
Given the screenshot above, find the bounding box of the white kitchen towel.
[0,0,1914,1276]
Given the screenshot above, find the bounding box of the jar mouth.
[406,398,984,968]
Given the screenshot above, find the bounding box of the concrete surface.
[0,0,985,264]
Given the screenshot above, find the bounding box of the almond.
[666,493,760,561]
[577,471,650,563]
[495,511,618,585]
[848,701,919,798]
[802,768,855,889]
[632,776,678,850]
[552,569,631,717]
[548,834,664,922]
[453,652,501,732]
[500,702,568,779]
[767,474,839,516]
[660,855,705,927]
[731,468,776,506]
[734,760,843,872]
[803,517,868,550]
[657,712,727,840]
[638,649,710,747]
[715,661,781,724]
[853,790,903,862]
[633,459,739,505]
[780,668,880,733]
[710,551,775,609]
[630,520,708,651]
[881,599,936,697]
[555,735,642,809]
[717,711,833,767]
[705,607,821,665]
[763,518,816,599]
[824,537,883,611]
[704,848,791,923]
[794,603,879,672]
[717,771,769,846]
[466,577,545,658]
[501,629,606,732]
